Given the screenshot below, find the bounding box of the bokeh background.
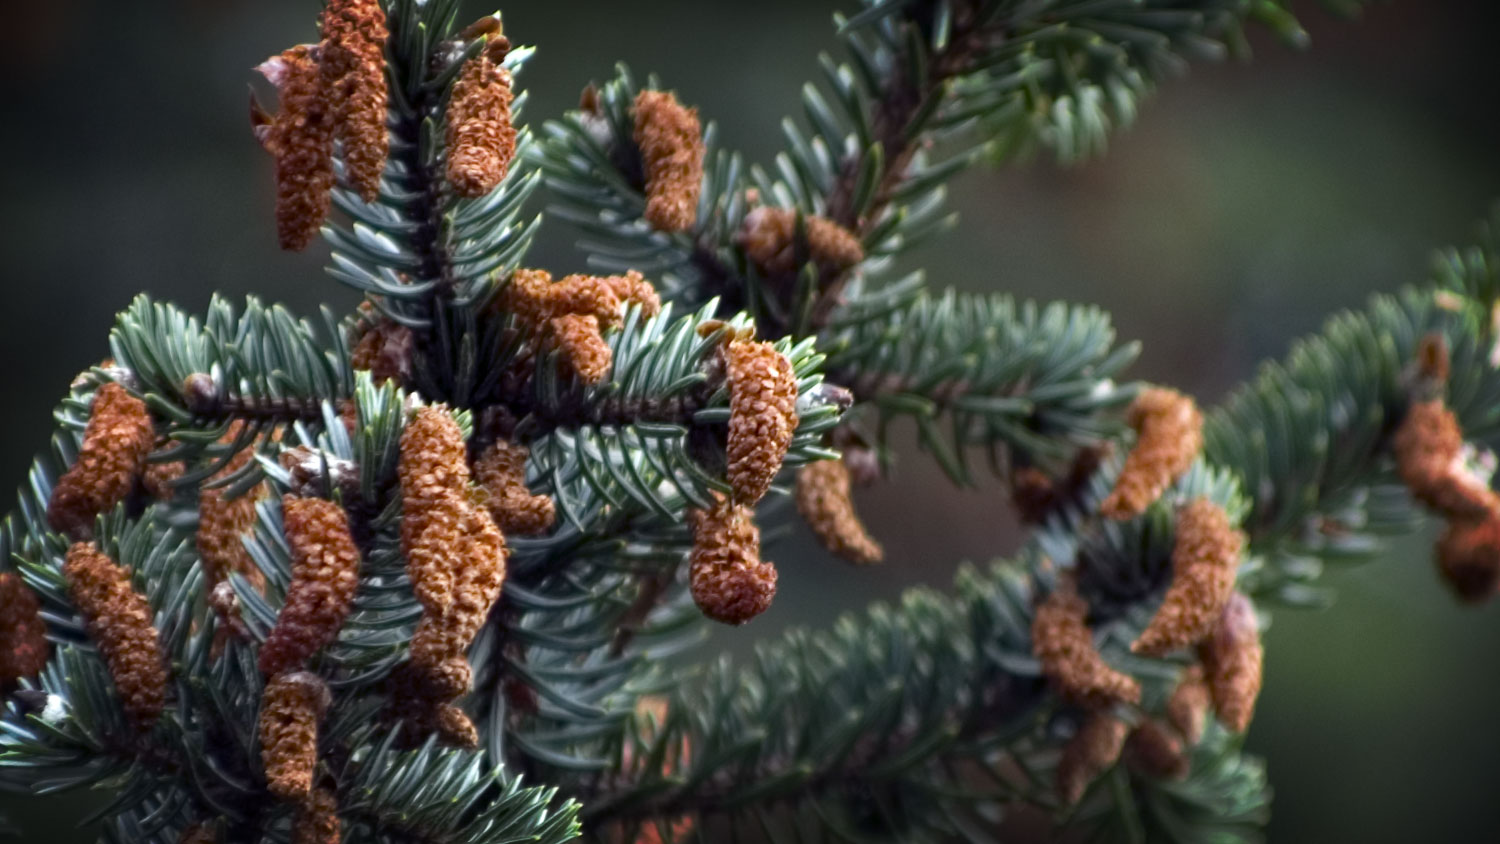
[2,1,1499,841]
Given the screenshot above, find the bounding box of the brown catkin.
[197,426,267,592]
[259,671,330,801]
[601,270,662,318]
[1100,387,1203,520]
[258,497,362,677]
[142,457,185,501]
[795,458,882,564]
[632,90,704,233]
[1031,578,1141,708]
[292,786,341,844]
[1435,517,1500,602]
[1125,719,1190,781]
[48,383,154,538]
[687,494,777,625]
[739,207,863,275]
[0,572,49,687]
[550,314,614,384]
[319,0,389,202]
[1056,712,1127,807]
[474,440,555,536]
[1197,591,1263,733]
[63,544,167,729]
[445,53,517,198]
[1393,400,1499,520]
[435,703,479,750]
[1166,664,1210,746]
[259,46,336,251]
[1132,499,1243,656]
[725,341,799,505]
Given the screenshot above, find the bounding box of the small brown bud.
[1166,664,1211,746]
[292,785,340,844]
[257,45,336,251]
[688,494,777,625]
[1056,712,1127,806]
[259,671,330,801]
[1435,516,1500,602]
[795,458,882,564]
[63,544,167,730]
[1100,387,1203,520]
[1132,499,1243,656]
[0,572,49,687]
[1125,719,1190,781]
[320,0,390,202]
[445,54,517,197]
[1197,592,1263,733]
[474,440,555,536]
[258,497,363,677]
[633,90,704,232]
[725,340,799,504]
[48,383,154,538]
[1031,577,1140,708]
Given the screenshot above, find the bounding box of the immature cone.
[474,440,555,535]
[550,313,614,384]
[445,52,517,197]
[1166,664,1211,745]
[292,786,341,844]
[1100,387,1203,520]
[1056,712,1127,807]
[1132,499,1243,656]
[0,572,50,687]
[1393,400,1499,520]
[257,45,336,251]
[1030,577,1141,708]
[258,497,363,677]
[1125,719,1190,781]
[1435,517,1500,602]
[497,269,662,384]
[259,671,331,801]
[63,543,167,730]
[739,207,863,275]
[1197,591,1263,733]
[632,90,704,232]
[687,494,778,625]
[319,0,389,202]
[795,458,882,564]
[725,340,799,504]
[48,383,154,538]
[197,425,268,593]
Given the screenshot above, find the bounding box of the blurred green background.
[2,1,1499,841]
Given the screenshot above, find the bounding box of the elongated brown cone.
[1031,577,1140,708]
[258,497,363,677]
[259,671,330,801]
[320,0,389,202]
[688,494,777,625]
[474,440,555,536]
[550,313,614,384]
[0,572,50,687]
[1132,499,1243,656]
[1198,591,1263,733]
[633,90,704,232]
[1100,387,1202,520]
[795,458,882,564]
[1394,400,1499,520]
[1056,712,1127,806]
[739,207,863,275]
[197,424,268,594]
[725,340,799,505]
[48,383,154,538]
[292,786,340,844]
[63,543,167,730]
[257,46,336,251]
[445,51,516,197]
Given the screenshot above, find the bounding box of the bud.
[63,543,167,730]
[445,54,517,197]
[1197,592,1263,733]
[1030,577,1141,708]
[258,497,363,677]
[1099,387,1202,520]
[1132,499,1243,656]
[795,458,882,564]
[688,494,777,625]
[48,384,154,538]
[259,671,331,801]
[1056,712,1127,806]
[633,90,704,232]
[725,340,799,505]
[1166,664,1210,746]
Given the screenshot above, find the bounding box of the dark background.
[2,1,1499,841]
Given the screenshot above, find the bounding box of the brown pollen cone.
[1197,591,1262,733]
[725,340,799,505]
[795,458,882,564]
[1393,400,1499,521]
[474,440,555,536]
[1166,664,1210,745]
[1125,719,1190,781]
[1132,499,1243,656]
[739,207,863,275]
[632,90,704,232]
[197,426,268,594]
[258,497,362,677]
[178,823,217,844]
[1030,577,1140,708]
[1056,712,1127,807]
[142,456,186,501]
[257,45,336,251]
[319,0,389,202]
[687,494,777,625]
[292,786,341,844]
[0,572,50,687]
[550,313,614,384]
[259,671,331,802]
[48,383,154,539]
[1435,517,1500,602]
[445,52,517,198]
[1100,387,1203,520]
[63,543,167,730]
